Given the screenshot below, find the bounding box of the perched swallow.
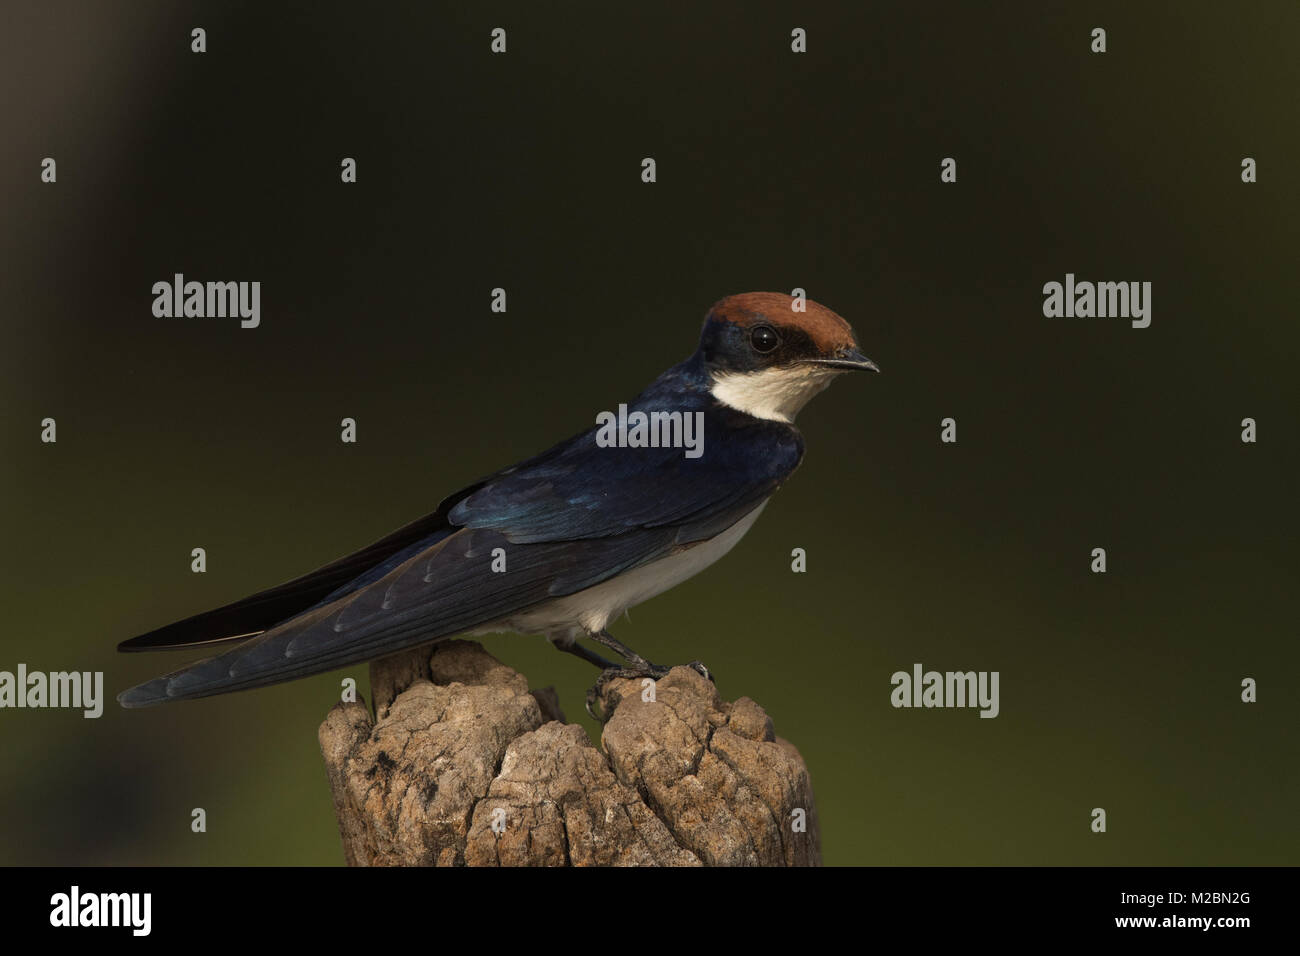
[118,292,877,713]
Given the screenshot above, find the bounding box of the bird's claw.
[685,660,713,683]
[585,663,664,722]
[583,659,714,722]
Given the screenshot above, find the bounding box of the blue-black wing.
[118,395,803,706]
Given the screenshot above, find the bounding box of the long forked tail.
[118,511,460,653]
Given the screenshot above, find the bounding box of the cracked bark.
[318,640,821,866]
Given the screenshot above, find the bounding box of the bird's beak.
[805,347,880,373]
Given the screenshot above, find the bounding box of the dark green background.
[2,1,1296,865]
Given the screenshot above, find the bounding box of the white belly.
[476,500,768,639]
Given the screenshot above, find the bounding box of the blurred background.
[1,0,1296,865]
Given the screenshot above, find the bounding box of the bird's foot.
[585,661,666,722]
[584,659,713,722]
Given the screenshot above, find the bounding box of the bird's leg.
[582,629,712,722]
[585,628,657,671]
[550,637,621,670]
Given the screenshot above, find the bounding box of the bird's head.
[697,292,878,423]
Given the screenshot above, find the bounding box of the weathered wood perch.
[318,640,821,866]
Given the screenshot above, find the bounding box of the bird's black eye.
[750,325,779,353]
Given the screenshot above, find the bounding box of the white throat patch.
[709,364,842,423]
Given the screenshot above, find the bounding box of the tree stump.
[318,640,821,866]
